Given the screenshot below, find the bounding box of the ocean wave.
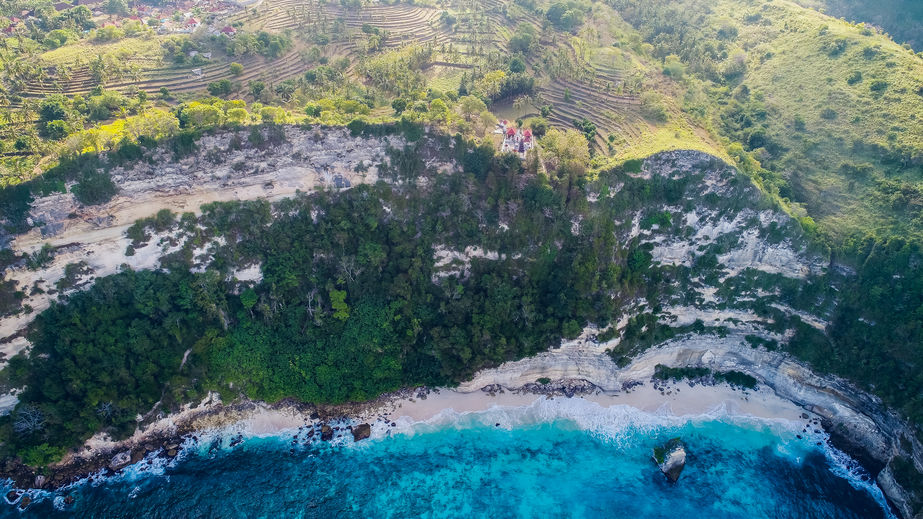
[2,396,895,517]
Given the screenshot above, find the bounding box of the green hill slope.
[611,0,923,244]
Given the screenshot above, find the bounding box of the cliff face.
[0,128,455,368]
[0,140,919,515]
[457,150,923,517]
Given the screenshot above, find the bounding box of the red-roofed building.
[506,127,516,137]
[220,25,236,34]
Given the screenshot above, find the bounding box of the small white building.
[498,121,534,159]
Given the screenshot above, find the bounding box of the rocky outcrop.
[108,450,131,471]
[351,423,371,442]
[653,438,687,483]
[877,461,920,519]
[320,424,334,441]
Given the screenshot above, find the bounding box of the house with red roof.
[498,121,535,158]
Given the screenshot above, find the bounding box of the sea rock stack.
[321,424,334,441]
[351,423,371,442]
[653,438,687,483]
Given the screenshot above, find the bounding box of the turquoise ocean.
[1,398,895,518]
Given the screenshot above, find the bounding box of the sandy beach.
[379,382,809,424]
[228,380,812,440]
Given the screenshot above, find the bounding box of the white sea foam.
[2,396,896,517]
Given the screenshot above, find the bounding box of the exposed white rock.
[431,245,502,281]
[0,128,455,363]
[230,264,263,283]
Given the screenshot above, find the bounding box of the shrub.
[869,79,888,93]
[347,118,368,136]
[229,62,244,76]
[72,170,118,206]
[622,158,643,173]
[207,79,233,97]
[820,108,838,120]
[640,92,669,122]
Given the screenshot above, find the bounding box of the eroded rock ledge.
[459,329,922,517]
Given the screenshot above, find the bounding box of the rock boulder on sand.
[653,438,687,483]
[351,423,371,442]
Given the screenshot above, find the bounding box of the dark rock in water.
[166,448,178,458]
[208,438,223,453]
[321,424,334,441]
[18,496,30,510]
[352,423,371,442]
[64,495,75,505]
[130,449,145,464]
[653,438,687,483]
[6,490,21,504]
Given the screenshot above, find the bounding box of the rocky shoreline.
[0,371,892,515]
[0,379,606,504]
[0,386,428,495]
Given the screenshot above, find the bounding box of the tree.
[540,128,589,170]
[44,119,70,140]
[12,405,45,435]
[329,289,349,321]
[104,0,128,15]
[226,107,250,126]
[529,117,549,138]
[38,95,69,124]
[509,57,526,74]
[458,95,487,121]
[72,170,118,205]
[475,70,506,99]
[183,102,223,129]
[429,98,448,122]
[391,98,407,115]
[207,79,233,97]
[249,81,266,99]
[509,25,536,54]
[546,2,584,32]
[229,62,244,76]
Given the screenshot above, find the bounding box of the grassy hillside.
[794,0,923,51]
[611,0,923,244]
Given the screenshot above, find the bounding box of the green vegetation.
[0,133,656,460]
[653,364,759,390]
[0,0,921,492]
[652,437,683,464]
[794,0,923,51]
[612,0,923,244]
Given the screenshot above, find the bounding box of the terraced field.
[10,0,715,159]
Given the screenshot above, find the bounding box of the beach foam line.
[2,394,896,517]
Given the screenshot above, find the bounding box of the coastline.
[1,378,813,495]
[0,328,915,518]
